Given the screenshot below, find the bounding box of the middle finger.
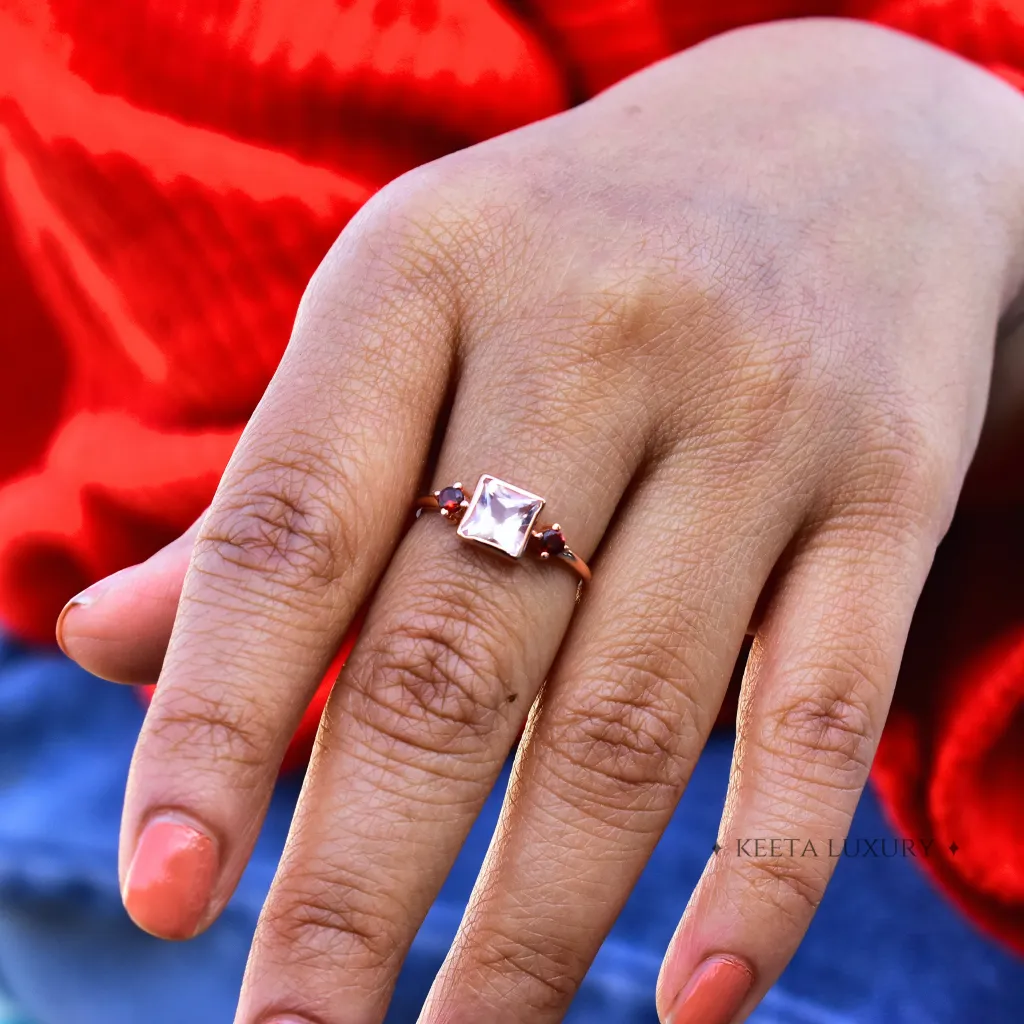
[235,313,654,1024]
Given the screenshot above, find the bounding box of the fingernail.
[55,598,79,657]
[667,954,754,1024]
[55,569,130,653]
[122,816,218,940]
[55,592,95,656]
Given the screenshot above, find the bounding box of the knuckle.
[543,261,671,369]
[336,160,494,298]
[658,269,828,458]
[838,401,959,541]
[545,655,703,817]
[258,874,396,973]
[554,690,684,795]
[195,456,347,594]
[720,331,820,450]
[735,852,825,922]
[352,607,512,759]
[760,676,878,786]
[145,688,272,777]
[467,929,581,1012]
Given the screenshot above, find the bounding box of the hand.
[58,19,1024,1024]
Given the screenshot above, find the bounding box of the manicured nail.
[667,954,754,1024]
[122,816,218,940]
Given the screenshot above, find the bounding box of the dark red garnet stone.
[438,486,465,515]
[538,528,566,556]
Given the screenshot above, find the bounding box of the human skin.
[57,18,1024,1024]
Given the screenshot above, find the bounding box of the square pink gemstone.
[457,475,545,558]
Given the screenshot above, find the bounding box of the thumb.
[56,514,203,684]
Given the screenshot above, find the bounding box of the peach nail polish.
[667,955,754,1024]
[122,817,218,940]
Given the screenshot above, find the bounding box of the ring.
[416,473,591,582]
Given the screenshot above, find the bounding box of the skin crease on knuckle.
[141,684,276,781]
[357,618,513,759]
[343,582,532,772]
[733,848,829,928]
[749,683,880,814]
[536,639,713,832]
[192,454,351,599]
[462,929,585,1012]
[256,865,404,980]
[752,624,886,778]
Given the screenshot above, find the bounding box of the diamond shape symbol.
[457,475,545,559]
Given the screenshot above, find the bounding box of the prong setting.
[436,484,467,519]
[536,525,567,559]
[418,475,589,581]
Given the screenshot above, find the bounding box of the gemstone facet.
[457,475,545,558]
[537,527,566,557]
[437,486,465,516]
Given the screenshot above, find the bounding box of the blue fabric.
[0,996,35,1024]
[0,633,1021,1024]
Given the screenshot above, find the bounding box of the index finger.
[119,197,454,940]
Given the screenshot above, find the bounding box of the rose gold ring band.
[415,473,591,583]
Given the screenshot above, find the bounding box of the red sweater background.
[1,0,1022,956]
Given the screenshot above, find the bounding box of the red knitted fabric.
[1,0,1022,954]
